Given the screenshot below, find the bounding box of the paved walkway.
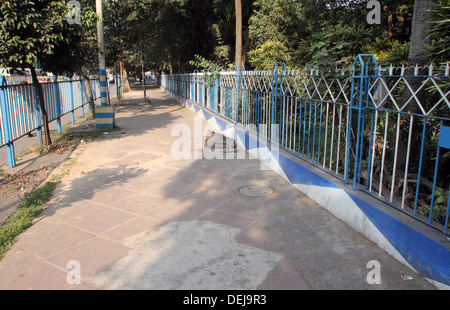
[0,86,437,290]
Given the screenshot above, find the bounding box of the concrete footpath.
[0,86,437,290]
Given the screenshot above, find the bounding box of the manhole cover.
[238,185,274,197]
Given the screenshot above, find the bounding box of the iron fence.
[157,54,450,235]
[0,74,122,168]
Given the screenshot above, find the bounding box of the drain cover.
[238,185,274,197]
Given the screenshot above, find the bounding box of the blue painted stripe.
[99,81,107,87]
[95,112,114,119]
[278,152,340,189]
[347,191,450,285]
[100,92,107,97]
[96,123,114,129]
[99,70,106,76]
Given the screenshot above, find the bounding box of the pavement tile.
[88,185,135,205]
[146,155,213,171]
[110,192,166,215]
[104,152,160,166]
[118,174,168,193]
[200,209,254,230]
[0,250,71,290]
[14,222,94,259]
[215,196,256,218]
[63,206,136,234]
[145,167,192,181]
[143,200,199,223]
[258,258,312,290]
[101,217,161,242]
[235,220,284,254]
[195,163,229,176]
[54,179,102,196]
[178,189,234,210]
[46,237,131,278]
[175,170,236,195]
[146,179,199,199]
[44,199,104,221]
[83,167,148,186]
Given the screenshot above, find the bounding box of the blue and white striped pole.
[99,63,107,107]
[96,0,107,107]
[96,0,114,129]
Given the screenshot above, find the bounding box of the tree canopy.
[1,0,448,78]
[0,0,97,73]
[0,0,98,145]
[99,0,447,74]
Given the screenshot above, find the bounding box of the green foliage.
[417,187,450,226]
[189,54,234,72]
[98,0,448,74]
[245,0,412,72]
[425,0,450,64]
[188,23,234,71]
[0,0,97,74]
[44,1,99,76]
[365,38,410,66]
[0,0,64,67]
[294,22,373,72]
[248,40,291,70]
[249,0,305,50]
[0,181,57,259]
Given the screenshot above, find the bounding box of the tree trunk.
[402,0,434,112]
[168,53,173,74]
[241,32,250,66]
[81,71,96,119]
[119,58,131,92]
[142,54,147,103]
[407,0,434,70]
[235,0,242,67]
[396,0,435,169]
[30,67,51,146]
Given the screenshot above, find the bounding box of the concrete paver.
[0,86,438,290]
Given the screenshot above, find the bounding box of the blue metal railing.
[157,55,450,235]
[0,74,123,168]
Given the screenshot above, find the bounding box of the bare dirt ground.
[0,117,102,223]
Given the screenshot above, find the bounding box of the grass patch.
[0,181,57,260]
[54,124,122,145]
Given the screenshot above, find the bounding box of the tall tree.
[46,0,99,117]
[235,0,243,67]
[103,0,134,90]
